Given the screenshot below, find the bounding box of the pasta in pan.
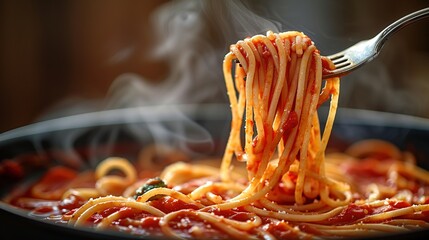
[5,31,429,239]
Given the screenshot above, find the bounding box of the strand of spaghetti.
[306,222,408,232]
[243,205,345,222]
[68,196,130,224]
[95,157,137,196]
[261,56,275,124]
[303,117,322,199]
[322,157,351,183]
[387,219,429,228]
[315,78,352,207]
[364,199,399,207]
[231,143,277,200]
[95,157,137,181]
[254,230,277,240]
[96,208,136,229]
[259,198,329,213]
[292,34,303,54]
[231,42,248,72]
[136,187,203,208]
[233,62,247,119]
[237,41,256,163]
[317,227,407,237]
[252,34,280,70]
[62,188,101,200]
[96,203,164,229]
[266,34,288,125]
[285,162,351,195]
[319,183,353,207]
[195,214,258,239]
[252,43,274,154]
[188,182,245,200]
[361,204,429,222]
[304,167,321,199]
[307,61,323,178]
[233,62,247,159]
[261,221,321,240]
[295,46,322,204]
[221,52,241,182]
[159,210,187,239]
[255,43,266,100]
[294,108,314,204]
[287,49,298,83]
[202,184,273,211]
[246,40,266,156]
[320,230,382,238]
[197,211,262,231]
[160,162,219,186]
[318,78,339,154]
[210,160,282,210]
[73,200,164,226]
[304,170,353,192]
[223,53,247,177]
[292,38,308,120]
[159,209,258,240]
[205,192,223,204]
[254,42,269,128]
[277,41,291,112]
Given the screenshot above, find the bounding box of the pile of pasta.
[7,31,429,239]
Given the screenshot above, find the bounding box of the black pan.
[1,104,429,239]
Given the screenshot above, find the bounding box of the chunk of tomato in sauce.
[150,197,200,213]
[264,221,302,239]
[31,166,78,199]
[327,203,373,225]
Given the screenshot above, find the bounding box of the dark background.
[1,0,429,133]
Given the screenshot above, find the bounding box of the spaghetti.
[5,31,429,239]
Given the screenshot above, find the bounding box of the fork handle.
[375,7,429,51]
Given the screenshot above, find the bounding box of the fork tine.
[331,56,348,65]
[327,54,345,61]
[334,61,352,69]
[327,53,352,69]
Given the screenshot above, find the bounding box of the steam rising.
[29,0,282,169]
[5,0,429,170]
[104,0,281,108]
[106,1,221,107]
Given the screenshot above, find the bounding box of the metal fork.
[322,7,429,79]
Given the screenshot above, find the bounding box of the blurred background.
[1,0,429,133]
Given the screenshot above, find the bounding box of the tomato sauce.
[264,221,301,239]
[327,203,373,225]
[150,197,200,214]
